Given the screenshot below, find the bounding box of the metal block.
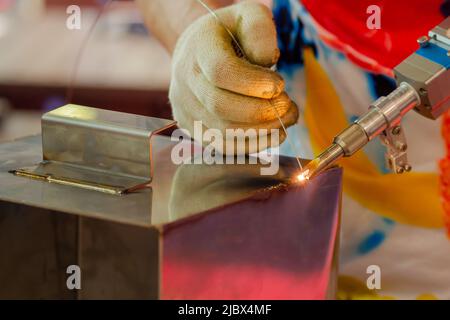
[0,119,342,300]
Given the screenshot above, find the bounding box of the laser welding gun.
[301,17,450,180]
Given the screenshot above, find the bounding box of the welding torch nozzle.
[302,82,420,179]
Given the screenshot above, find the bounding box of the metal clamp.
[379,124,411,174]
[10,104,176,195]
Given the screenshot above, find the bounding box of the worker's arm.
[136,0,230,53]
[136,0,298,154]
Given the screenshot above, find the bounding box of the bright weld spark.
[296,170,310,183]
[197,0,304,172]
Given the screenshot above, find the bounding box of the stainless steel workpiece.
[10,104,177,195]
[0,128,342,299]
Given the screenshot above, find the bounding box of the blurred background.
[0,0,172,142]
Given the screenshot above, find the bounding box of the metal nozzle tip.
[298,144,344,181]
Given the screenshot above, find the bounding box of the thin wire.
[66,0,114,103]
[196,0,245,57]
[271,101,303,169]
[196,0,303,170]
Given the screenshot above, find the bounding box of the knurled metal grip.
[333,124,368,157]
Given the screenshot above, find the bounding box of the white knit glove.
[169,1,298,154]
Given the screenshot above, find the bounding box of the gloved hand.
[169,1,299,155]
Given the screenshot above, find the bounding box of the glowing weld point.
[296,170,310,183]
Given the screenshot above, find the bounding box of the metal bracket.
[379,124,412,174]
[10,104,176,195]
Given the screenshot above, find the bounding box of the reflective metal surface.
[11,105,177,194]
[162,164,342,299]
[0,135,342,299]
[429,17,450,47]
[0,135,154,227]
[394,53,448,119]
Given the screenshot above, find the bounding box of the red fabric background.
[302,0,444,71]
